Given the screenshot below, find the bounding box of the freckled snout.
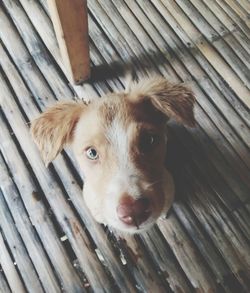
[116,196,151,227]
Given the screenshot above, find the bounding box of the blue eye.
[86,147,99,160]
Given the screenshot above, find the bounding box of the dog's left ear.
[129,76,196,127]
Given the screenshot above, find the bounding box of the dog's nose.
[117,196,151,226]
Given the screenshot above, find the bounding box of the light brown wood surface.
[47,0,90,84]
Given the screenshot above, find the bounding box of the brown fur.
[128,76,196,127]
[31,101,86,166]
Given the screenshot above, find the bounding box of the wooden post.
[47,0,90,84]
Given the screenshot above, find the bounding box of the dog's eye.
[86,147,99,160]
[140,132,159,152]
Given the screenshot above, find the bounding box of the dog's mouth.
[112,200,163,233]
[101,184,170,233]
[116,196,152,223]
[113,215,157,233]
[118,209,152,228]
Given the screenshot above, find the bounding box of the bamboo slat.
[0,188,44,293]
[47,0,90,84]
[0,106,86,292]
[175,0,250,89]
[0,270,11,293]
[189,0,250,66]
[0,233,26,293]
[0,155,61,292]
[174,168,250,290]
[4,0,96,100]
[215,0,250,36]
[160,0,250,108]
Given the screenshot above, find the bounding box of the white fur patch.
[104,119,142,227]
[106,118,130,169]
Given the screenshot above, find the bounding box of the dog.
[31,76,195,233]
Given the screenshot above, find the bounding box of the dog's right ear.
[127,76,196,127]
[31,101,86,166]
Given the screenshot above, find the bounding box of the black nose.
[116,196,151,226]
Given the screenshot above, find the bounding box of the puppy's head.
[31,76,195,233]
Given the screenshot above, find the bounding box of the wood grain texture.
[0,188,44,293]
[0,271,11,293]
[0,233,26,293]
[0,155,61,293]
[47,0,90,84]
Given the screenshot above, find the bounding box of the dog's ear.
[129,76,196,127]
[31,101,86,166]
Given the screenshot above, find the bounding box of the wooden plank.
[233,208,250,242]
[188,0,250,68]
[180,169,250,290]
[18,0,97,100]
[160,0,250,108]
[208,1,250,54]
[214,0,250,37]
[176,197,250,290]
[157,214,217,292]
[173,203,241,291]
[0,233,26,293]
[222,0,250,26]
[38,0,49,14]
[47,0,90,84]
[88,0,154,75]
[170,123,250,205]
[0,114,86,292]
[1,1,73,99]
[168,198,250,290]
[175,0,250,89]
[199,0,250,61]
[0,189,44,293]
[0,156,61,293]
[113,234,168,292]
[0,271,11,293]
[1,0,96,103]
[235,0,250,14]
[140,227,194,292]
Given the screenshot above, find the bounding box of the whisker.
[145,180,162,189]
